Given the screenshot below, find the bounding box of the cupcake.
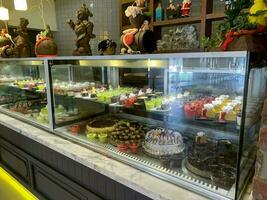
[203,103,216,118]
[221,106,236,122]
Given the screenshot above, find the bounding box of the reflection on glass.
[0,61,48,126]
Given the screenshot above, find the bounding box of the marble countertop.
[0,113,207,200]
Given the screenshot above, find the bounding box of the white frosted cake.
[143,129,185,156]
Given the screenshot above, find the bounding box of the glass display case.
[0,52,266,200]
[0,59,48,128]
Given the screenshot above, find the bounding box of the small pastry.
[99,133,108,143]
[117,143,128,152]
[129,143,138,154]
[81,89,89,97]
[195,132,208,144]
[203,104,216,118]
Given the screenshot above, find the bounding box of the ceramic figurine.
[35,24,58,57]
[166,0,179,19]
[13,18,31,58]
[155,2,163,21]
[67,4,96,56]
[98,39,117,55]
[121,0,156,54]
[181,0,192,17]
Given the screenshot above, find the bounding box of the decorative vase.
[35,37,57,57]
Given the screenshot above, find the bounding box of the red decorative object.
[220,26,266,51]
[129,143,138,154]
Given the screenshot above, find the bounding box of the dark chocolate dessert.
[86,118,117,133]
[185,132,237,189]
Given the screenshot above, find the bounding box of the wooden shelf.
[121,0,134,4]
[153,16,201,27]
[206,12,226,20]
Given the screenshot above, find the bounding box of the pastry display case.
[0,51,266,200]
[0,59,49,128]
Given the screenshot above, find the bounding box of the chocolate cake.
[185,132,237,189]
[86,118,117,134]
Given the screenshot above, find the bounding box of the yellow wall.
[0,167,38,200]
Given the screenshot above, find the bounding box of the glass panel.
[0,60,48,127]
[213,0,225,13]
[50,52,249,199]
[237,66,267,198]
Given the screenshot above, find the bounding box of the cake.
[143,129,185,157]
[109,120,147,146]
[185,132,237,189]
[184,101,203,119]
[220,105,237,122]
[86,118,117,134]
[202,103,216,118]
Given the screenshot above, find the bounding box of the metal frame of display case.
[0,51,259,200]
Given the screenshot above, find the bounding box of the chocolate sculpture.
[67,4,96,56]
[98,39,117,55]
[0,28,15,58]
[121,0,156,54]
[35,24,58,57]
[13,18,31,58]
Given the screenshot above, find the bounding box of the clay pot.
[35,37,57,57]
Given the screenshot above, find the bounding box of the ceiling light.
[0,7,9,20]
[14,0,28,11]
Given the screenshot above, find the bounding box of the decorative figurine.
[155,2,163,21]
[13,18,31,58]
[0,28,15,58]
[121,0,156,54]
[67,4,96,56]
[181,0,192,17]
[166,0,180,19]
[98,39,117,55]
[35,24,58,57]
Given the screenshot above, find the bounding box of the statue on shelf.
[13,18,31,58]
[35,24,58,57]
[121,0,156,54]
[0,28,15,58]
[67,4,96,56]
[181,0,192,17]
[166,0,180,19]
[98,39,117,55]
[155,2,163,21]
